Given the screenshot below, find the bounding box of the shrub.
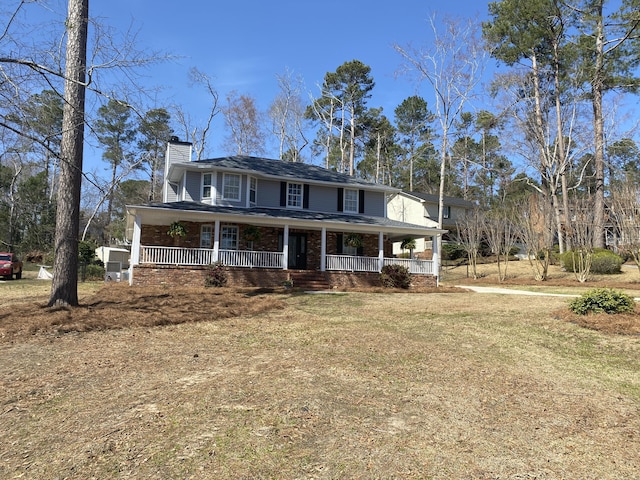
[205,262,228,287]
[380,264,411,289]
[568,288,635,315]
[84,263,105,281]
[560,248,623,274]
[590,249,623,274]
[441,243,466,261]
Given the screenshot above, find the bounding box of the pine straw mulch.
[0,284,286,342]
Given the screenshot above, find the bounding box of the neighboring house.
[126,139,445,289]
[387,191,475,257]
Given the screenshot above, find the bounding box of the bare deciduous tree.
[456,207,484,279]
[222,91,266,156]
[395,14,486,260]
[173,68,220,161]
[268,69,308,162]
[517,193,555,281]
[483,204,519,282]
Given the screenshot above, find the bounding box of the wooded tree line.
[2,0,640,290]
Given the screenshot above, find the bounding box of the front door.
[287,233,307,270]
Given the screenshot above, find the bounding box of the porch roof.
[126,201,446,241]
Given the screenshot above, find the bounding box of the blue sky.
[90,0,490,161]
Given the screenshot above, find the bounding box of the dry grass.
[1,264,639,479]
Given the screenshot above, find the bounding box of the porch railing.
[325,254,380,272]
[140,246,284,269]
[217,249,284,268]
[138,246,434,275]
[383,257,434,275]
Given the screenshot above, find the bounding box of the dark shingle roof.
[191,156,392,189]
[407,191,475,208]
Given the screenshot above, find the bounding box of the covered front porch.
[137,243,436,275]
[126,203,444,288]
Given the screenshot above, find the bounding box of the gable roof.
[167,155,398,192]
[407,191,476,208]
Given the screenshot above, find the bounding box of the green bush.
[559,248,623,274]
[591,249,623,274]
[205,262,228,287]
[441,243,466,261]
[84,263,105,281]
[380,264,411,289]
[568,288,635,315]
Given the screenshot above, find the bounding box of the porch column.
[378,231,384,272]
[320,227,326,271]
[432,234,440,286]
[213,220,220,262]
[128,215,142,286]
[282,224,289,270]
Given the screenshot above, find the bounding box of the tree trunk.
[48,0,88,307]
[591,3,606,249]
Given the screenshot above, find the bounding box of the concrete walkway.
[455,285,579,297]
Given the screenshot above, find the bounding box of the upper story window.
[202,173,212,199]
[287,182,303,208]
[220,225,238,250]
[344,189,358,213]
[200,224,212,248]
[442,205,451,219]
[223,173,241,201]
[249,177,257,205]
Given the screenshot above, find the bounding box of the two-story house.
[126,139,445,289]
[387,191,475,258]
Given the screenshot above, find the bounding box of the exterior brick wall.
[131,265,437,289]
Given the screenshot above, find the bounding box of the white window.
[287,182,303,208]
[202,173,212,199]
[249,177,257,205]
[344,189,358,213]
[442,205,451,219]
[223,173,241,201]
[220,225,238,250]
[200,224,212,248]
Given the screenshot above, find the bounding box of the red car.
[0,252,23,280]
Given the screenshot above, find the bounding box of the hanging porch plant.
[242,225,262,243]
[344,232,364,248]
[167,221,187,238]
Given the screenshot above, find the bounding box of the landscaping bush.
[83,263,105,281]
[380,264,411,289]
[560,248,623,274]
[205,262,228,287]
[568,288,635,315]
[590,249,624,274]
[441,243,466,261]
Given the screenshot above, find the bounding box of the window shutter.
[280,182,286,207]
[359,190,365,214]
[303,184,310,209]
[337,188,344,212]
[336,233,343,254]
